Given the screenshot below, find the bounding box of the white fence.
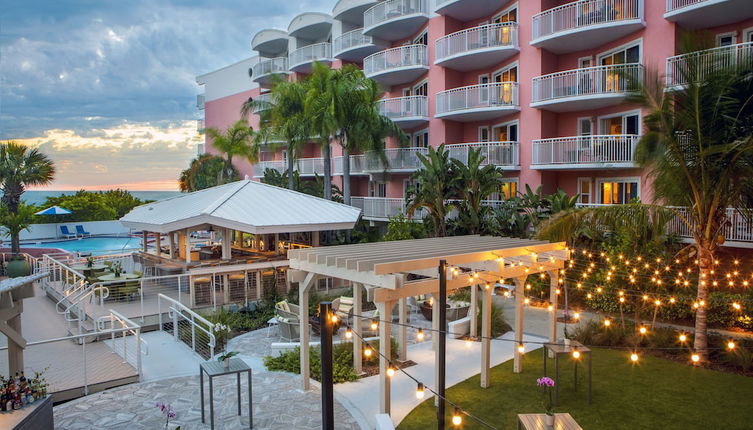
[364,0,428,29]
[445,142,520,167]
[532,135,638,165]
[532,63,643,103]
[532,0,643,41]
[436,82,519,115]
[377,96,428,121]
[666,0,706,12]
[666,42,753,88]
[436,22,518,61]
[364,44,428,77]
[334,28,373,55]
[252,57,288,78]
[288,43,332,69]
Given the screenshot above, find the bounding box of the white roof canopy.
[119,180,362,234]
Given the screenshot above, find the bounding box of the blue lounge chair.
[60,226,77,239]
[75,225,91,237]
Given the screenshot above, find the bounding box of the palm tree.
[204,120,258,183]
[304,62,338,200]
[406,145,457,237]
[178,154,234,192]
[451,147,503,234]
[0,141,56,255]
[537,47,753,359]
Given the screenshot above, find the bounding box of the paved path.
[53,364,359,430]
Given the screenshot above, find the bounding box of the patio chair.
[75,225,91,237]
[277,317,300,342]
[60,226,77,239]
[275,300,301,321]
[335,296,354,321]
[193,277,212,306]
[122,271,142,300]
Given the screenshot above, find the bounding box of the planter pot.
[223,358,230,369]
[564,338,571,347]
[7,258,31,278]
[544,414,554,427]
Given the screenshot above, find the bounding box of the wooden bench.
[517,413,582,430]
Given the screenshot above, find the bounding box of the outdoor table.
[200,357,253,430]
[97,273,140,281]
[71,263,107,271]
[517,413,582,430]
[543,340,592,405]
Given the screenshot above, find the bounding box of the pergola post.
[513,276,526,373]
[299,272,317,390]
[274,233,281,254]
[353,282,363,374]
[167,232,175,258]
[311,231,320,247]
[398,297,407,361]
[480,284,492,388]
[432,293,440,407]
[470,283,478,337]
[142,231,148,253]
[6,303,24,375]
[184,229,192,263]
[221,228,231,260]
[549,270,559,344]
[155,233,161,256]
[377,300,395,415]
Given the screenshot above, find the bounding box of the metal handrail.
[666,42,753,87]
[532,134,639,165]
[436,82,519,114]
[666,0,706,12]
[377,95,428,120]
[532,0,643,41]
[364,44,428,76]
[252,57,288,78]
[288,42,332,69]
[436,22,518,61]
[531,63,644,103]
[334,28,373,54]
[445,141,520,167]
[364,0,428,30]
[158,293,216,358]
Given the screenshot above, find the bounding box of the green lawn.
[398,348,753,430]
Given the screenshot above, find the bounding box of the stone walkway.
[53,368,359,430]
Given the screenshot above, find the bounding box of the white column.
[353,282,363,374]
[311,231,320,247]
[142,231,148,253]
[549,271,559,344]
[513,277,526,373]
[470,284,478,337]
[221,228,231,260]
[185,229,191,263]
[378,300,395,415]
[167,232,175,259]
[432,293,440,407]
[398,297,407,361]
[481,285,492,388]
[275,233,280,254]
[299,273,316,390]
[155,233,161,256]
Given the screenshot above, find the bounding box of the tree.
[179,154,236,192]
[0,141,55,255]
[451,147,503,234]
[406,145,457,237]
[0,203,35,254]
[204,119,258,182]
[304,62,338,200]
[537,47,753,359]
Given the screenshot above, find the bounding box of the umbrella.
[35,206,72,239]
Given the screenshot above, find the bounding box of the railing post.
[140,279,145,323]
[136,328,143,380]
[172,307,179,341]
[82,336,88,396]
[158,296,163,332]
[191,314,197,352]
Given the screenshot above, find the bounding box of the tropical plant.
[178,154,236,192]
[538,43,753,359]
[261,169,342,201]
[0,203,35,254]
[451,147,503,234]
[204,119,258,182]
[383,213,428,241]
[0,141,55,255]
[406,145,457,237]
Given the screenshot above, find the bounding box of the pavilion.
[287,235,568,417]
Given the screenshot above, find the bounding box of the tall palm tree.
[451,147,503,234]
[0,141,56,255]
[304,62,338,200]
[537,46,753,359]
[406,144,457,237]
[204,119,258,182]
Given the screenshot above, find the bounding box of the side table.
[542,340,592,406]
[200,357,253,430]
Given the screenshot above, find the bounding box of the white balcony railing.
[436,82,519,115]
[532,0,642,41]
[665,0,708,12]
[532,135,638,166]
[377,96,428,121]
[445,142,520,167]
[252,57,288,79]
[367,147,429,171]
[364,44,428,77]
[254,160,287,176]
[333,155,367,175]
[364,0,429,30]
[532,64,643,103]
[252,93,272,114]
[333,29,373,55]
[351,197,409,220]
[296,158,327,176]
[288,43,332,69]
[436,22,518,62]
[666,42,753,88]
[196,94,205,110]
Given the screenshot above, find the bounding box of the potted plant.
[218,351,239,369]
[86,257,94,268]
[537,376,555,427]
[0,203,35,277]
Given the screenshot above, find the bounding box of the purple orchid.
[155,402,179,429]
[536,377,555,416]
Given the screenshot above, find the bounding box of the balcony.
[434,0,505,22]
[288,12,332,40]
[367,147,428,172]
[363,0,429,42]
[253,160,286,177]
[288,43,333,73]
[531,64,643,112]
[252,158,327,178]
[252,57,289,85]
[252,93,272,115]
[364,45,428,87]
[666,42,753,89]
[333,29,387,62]
[531,0,644,54]
[445,142,520,170]
[252,29,289,57]
[333,0,379,22]
[435,23,519,71]
[436,82,519,122]
[350,197,409,221]
[377,96,429,129]
[531,135,638,169]
[664,0,753,29]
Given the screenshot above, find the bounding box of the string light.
[603,319,611,327]
[344,327,352,339]
[386,365,396,377]
[370,320,378,331]
[732,302,742,311]
[452,408,463,426]
[639,326,648,335]
[330,314,339,323]
[415,383,425,399]
[679,334,688,343]
[630,353,639,362]
[517,343,525,354]
[573,312,580,320]
[572,349,581,359]
[691,353,700,363]
[727,341,736,351]
[364,347,373,358]
[416,329,425,341]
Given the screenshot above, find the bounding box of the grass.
[398,348,753,430]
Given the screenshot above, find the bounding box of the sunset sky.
[0,0,329,190]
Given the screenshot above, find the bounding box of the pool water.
[21,236,141,255]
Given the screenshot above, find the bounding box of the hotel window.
[493,122,518,142]
[577,178,592,205]
[479,127,490,142]
[598,178,639,204]
[495,180,518,200]
[578,117,593,150]
[493,66,517,104]
[413,129,429,148]
[414,31,428,46]
[717,33,735,47]
[599,43,640,92]
[414,81,428,96]
[369,181,387,198]
[493,7,517,23]
[746,28,753,43]
[599,113,639,135]
[403,179,420,197]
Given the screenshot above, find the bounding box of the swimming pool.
[21,236,141,255]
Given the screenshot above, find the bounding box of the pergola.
[287,235,568,416]
[0,272,49,376]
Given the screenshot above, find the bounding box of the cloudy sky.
[0,0,329,190]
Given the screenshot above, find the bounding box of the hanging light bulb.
[364,347,373,358]
[572,349,581,359]
[679,333,687,343]
[630,353,639,362]
[517,343,525,354]
[416,329,425,341]
[691,353,700,363]
[370,320,378,331]
[619,297,626,303]
[727,341,736,351]
[669,297,676,304]
[547,304,554,312]
[603,319,611,327]
[345,327,353,339]
[465,338,473,348]
[524,298,530,304]
[386,365,396,377]
[415,383,425,399]
[330,314,339,323]
[732,302,742,310]
[639,326,647,335]
[573,312,580,320]
[452,408,462,426]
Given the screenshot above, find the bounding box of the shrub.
[475,302,511,338]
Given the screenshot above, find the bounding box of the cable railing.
[364,44,428,77]
[333,28,373,55]
[531,63,643,103]
[436,82,519,115]
[158,293,216,359]
[532,0,643,41]
[288,42,332,69]
[666,42,753,88]
[532,135,638,165]
[364,0,428,30]
[436,22,518,61]
[252,57,288,80]
[377,96,428,121]
[445,141,520,167]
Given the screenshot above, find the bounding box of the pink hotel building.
[196,0,753,224]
